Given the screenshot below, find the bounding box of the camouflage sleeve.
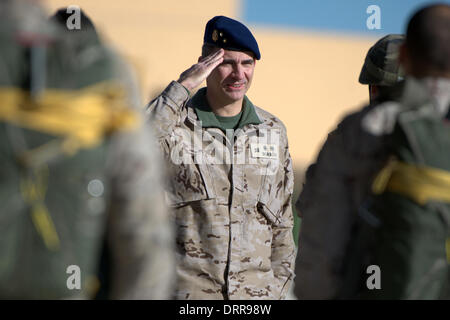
[105,119,175,299]
[271,133,296,299]
[145,81,190,140]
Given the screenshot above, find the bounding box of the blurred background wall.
[43,0,448,242]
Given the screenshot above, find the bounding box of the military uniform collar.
[188,87,262,130]
[401,77,450,118]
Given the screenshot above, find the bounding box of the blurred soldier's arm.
[271,134,296,299]
[106,121,175,299]
[294,108,387,299]
[105,52,175,299]
[294,128,352,299]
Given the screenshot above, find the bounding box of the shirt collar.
[402,77,450,118]
[190,87,262,130]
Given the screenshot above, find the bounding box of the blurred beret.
[204,15,260,60]
[359,34,405,86]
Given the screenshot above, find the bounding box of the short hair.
[405,3,450,72]
[201,43,217,58]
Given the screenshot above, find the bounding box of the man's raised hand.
[177,49,224,93]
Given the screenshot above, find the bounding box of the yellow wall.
[250,28,375,165]
[44,0,378,169]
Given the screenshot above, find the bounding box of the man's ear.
[369,84,378,103]
[399,43,411,75]
[370,85,378,95]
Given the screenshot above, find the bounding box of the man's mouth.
[225,82,245,90]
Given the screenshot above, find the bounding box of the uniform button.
[87,179,104,197]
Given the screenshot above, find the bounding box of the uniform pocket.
[164,140,216,207]
[257,191,284,226]
[256,161,286,226]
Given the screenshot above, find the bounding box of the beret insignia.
[212,29,218,42]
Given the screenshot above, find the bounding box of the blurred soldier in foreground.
[295,3,450,299]
[147,16,295,299]
[294,34,405,300]
[0,0,174,299]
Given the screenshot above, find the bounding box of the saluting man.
[147,16,296,299]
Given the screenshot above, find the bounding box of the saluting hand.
[177,49,224,93]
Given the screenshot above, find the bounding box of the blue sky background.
[243,0,450,36]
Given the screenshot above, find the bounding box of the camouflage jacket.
[146,81,296,299]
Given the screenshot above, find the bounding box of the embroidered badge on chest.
[250,143,278,159]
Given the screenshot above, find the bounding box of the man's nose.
[231,64,245,79]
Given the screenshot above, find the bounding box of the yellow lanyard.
[0,83,139,155]
[20,166,60,251]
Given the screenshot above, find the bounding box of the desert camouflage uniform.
[146,81,296,299]
[0,0,174,299]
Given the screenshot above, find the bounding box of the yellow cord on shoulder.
[0,82,139,155]
[20,166,60,251]
[372,160,450,205]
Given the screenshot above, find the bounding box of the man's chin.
[223,90,246,102]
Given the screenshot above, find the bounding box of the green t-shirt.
[214,110,243,130]
[191,88,262,132]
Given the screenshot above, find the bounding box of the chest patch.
[250,143,278,159]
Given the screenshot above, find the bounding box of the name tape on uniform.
[250,144,278,159]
